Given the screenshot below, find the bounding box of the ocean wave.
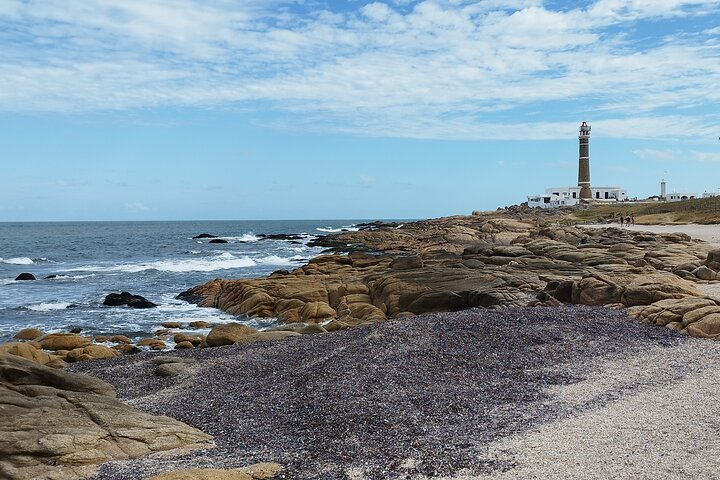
[26,302,73,312]
[316,226,359,233]
[219,233,260,243]
[70,252,257,273]
[256,255,305,266]
[1,257,34,265]
[46,274,95,280]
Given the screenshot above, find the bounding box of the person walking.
[620,215,624,226]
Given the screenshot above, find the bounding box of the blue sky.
[1,0,719,221]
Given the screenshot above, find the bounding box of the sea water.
[0,220,366,344]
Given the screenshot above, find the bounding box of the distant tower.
[661,178,667,199]
[578,121,592,199]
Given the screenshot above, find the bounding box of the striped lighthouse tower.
[578,121,592,200]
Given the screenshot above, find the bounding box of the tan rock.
[174,333,203,346]
[113,344,142,354]
[146,463,282,480]
[175,341,194,349]
[162,321,183,329]
[205,323,258,347]
[299,301,336,322]
[189,321,213,328]
[0,354,213,479]
[0,341,51,365]
[687,313,720,338]
[94,335,110,343]
[13,328,44,340]
[137,338,167,350]
[36,333,91,351]
[235,331,301,345]
[110,334,132,344]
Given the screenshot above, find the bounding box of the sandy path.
[474,340,720,480]
[581,223,720,246]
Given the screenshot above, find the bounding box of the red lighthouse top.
[579,121,591,137]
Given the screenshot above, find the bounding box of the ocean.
[0,220,370,344]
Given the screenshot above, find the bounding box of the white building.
[702,191,720,199]
[667,192,697,202]
[527,186,628,209]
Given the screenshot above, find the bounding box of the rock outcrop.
[103,291,157,309]
[180,215,720,340]
[0,354,213,480]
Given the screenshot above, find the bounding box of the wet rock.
[110,334,132,344]
[188,321,212,329]
[104,291,157,309]
[137,338,167,350]
[209,239,229,244]
[14,273,35,281]
[13,328,44,340]
[192,233,218,239]
[113,344,142,354]
[162,321,183,329]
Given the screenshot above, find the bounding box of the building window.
[596,192,600,199]
[605,192,609,199]
[572,192,576,198]
[543,197,550,204]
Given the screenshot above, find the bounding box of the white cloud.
[0,0,719,140]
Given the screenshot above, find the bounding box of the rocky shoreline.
[2,211,720,479]
[71,305,717,479]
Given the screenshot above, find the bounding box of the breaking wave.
[26,302,73,312]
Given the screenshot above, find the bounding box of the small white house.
[702,191,720,199]
[667,192,697,202]
[527,186,628,209]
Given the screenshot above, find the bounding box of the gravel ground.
[72,306,716,479]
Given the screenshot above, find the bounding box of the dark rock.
[69,327,82,334]
[259,233,306,241]
[14,273,35,281]
[192,233,218,239]
[208,239,229,244]
[44,274,58,279]
[103,291,157,309]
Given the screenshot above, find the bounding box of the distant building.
[525,122,628,209]
[702,191,720,198]
[528,187,628,209]
[667,192,697,202]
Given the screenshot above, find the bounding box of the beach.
[71,305,720,480]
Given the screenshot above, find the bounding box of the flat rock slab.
[71,306,714,479]
[0,354,213,480]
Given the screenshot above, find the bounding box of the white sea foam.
[71,252,257,273]
[220,233,260,242]
[1,257,34,265]
[316,226,359,233]
[257,255,304,266]
[26,302,73,312]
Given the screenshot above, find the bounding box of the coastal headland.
[2,202,720,479]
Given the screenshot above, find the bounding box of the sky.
[1,0,719,221]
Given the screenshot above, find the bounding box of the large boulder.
[0,354,213,480]
[0,342,52,365]
[103,291,157,309]
[14,273,35,281]
[13,328,44,340]
[36,333,91,351]
[205,323,258,347]
[570,274,623,306]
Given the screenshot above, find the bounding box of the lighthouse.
[578,121,592,200]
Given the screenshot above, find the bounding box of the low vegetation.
[565,196,720,225]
